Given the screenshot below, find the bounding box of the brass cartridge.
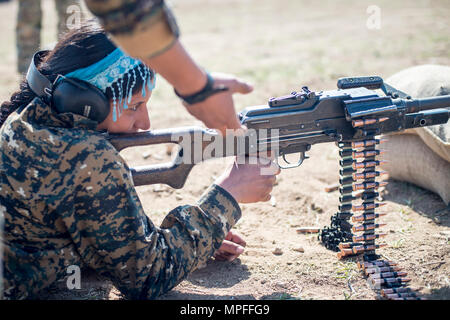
[352,138,388,149]
[352,223,386,233]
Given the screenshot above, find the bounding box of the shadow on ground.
[383,179,450,227]
[185,258,251,289]
[422,286,450,300]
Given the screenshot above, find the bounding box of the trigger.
[278,152,309,169]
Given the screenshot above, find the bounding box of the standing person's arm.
[84,0,251,135]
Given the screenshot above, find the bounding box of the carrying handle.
[337,76,383,90]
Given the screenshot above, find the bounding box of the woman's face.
[97,91,151,133]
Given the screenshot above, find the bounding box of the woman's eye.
[129,104,141,111]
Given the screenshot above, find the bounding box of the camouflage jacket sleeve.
[65,138,241,299]
[84,0,180,59]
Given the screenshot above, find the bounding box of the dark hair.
[0,20,151,128]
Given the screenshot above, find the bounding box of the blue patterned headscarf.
[64,48,156,122]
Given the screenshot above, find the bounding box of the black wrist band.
[174,73,228,105]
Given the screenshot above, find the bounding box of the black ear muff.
[26,51,54,104]
[26,50,111,124]
[52,77,110,123]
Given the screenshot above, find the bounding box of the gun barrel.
[402,95,450,113]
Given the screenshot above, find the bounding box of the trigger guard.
[278,152,307,169]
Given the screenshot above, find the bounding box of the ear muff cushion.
[52,78,110,123]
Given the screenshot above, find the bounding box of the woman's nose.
[134,105,151,131]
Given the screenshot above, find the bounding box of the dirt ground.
[1,0,449,300]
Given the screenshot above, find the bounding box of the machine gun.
[108,76,449,300]
[109,75,449,188]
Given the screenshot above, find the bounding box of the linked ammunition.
[338,242,362,250]
[338,243,352,250]
[339,185,353,195]
[339,189,379,203]
[358,191,379,201]
[339,194,357,203]
[352,223,386,233]
[330,128,417,299]
[338,204,352,212]
[362,129,380,137]
[352,232,387,242]
[352,150,385,159]
[338,142,353,149]
[365,265,402,275]
[352,171,388,181]
[352,117,389,128]
[352,181,388,191]
[383,292,418,299]
[341,171,388,185]
[351,213,387,223]
[340,248,358,256]
[351,138,388,149]
[334,218,352,231]
[339,149,353,158]
[357,260,397,270]
[358,260,397,270]
[352,160,387,170]
[352,202,386,211]
[340,158,354,167]
[353,216,376,224]
[339,176,354,186]
[336,212,353,220]
[371,277,411,286]
[341,243,387,256]
[340,167,356,176]
[370,271,407,279]
[381,287,413,295]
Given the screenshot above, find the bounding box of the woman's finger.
[218,240,245,255]
[228,231,247,247]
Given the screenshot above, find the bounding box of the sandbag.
[381,134,450,204]
[380,65,450,204]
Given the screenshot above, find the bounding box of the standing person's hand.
[142,41,253,136]
[182,73,253,136]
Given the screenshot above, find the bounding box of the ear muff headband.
[26,51,110,123]
[26,51,54,103]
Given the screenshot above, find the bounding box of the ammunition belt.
[319,116,423,300]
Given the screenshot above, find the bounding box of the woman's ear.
[96,102,114,131]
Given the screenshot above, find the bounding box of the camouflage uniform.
[84,0,180,60]
[0,98,241,299]
[16,0,83,74]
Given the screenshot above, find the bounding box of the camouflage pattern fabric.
[0,99,241,299]
[16,0,83,74]
[84,0,180,59]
